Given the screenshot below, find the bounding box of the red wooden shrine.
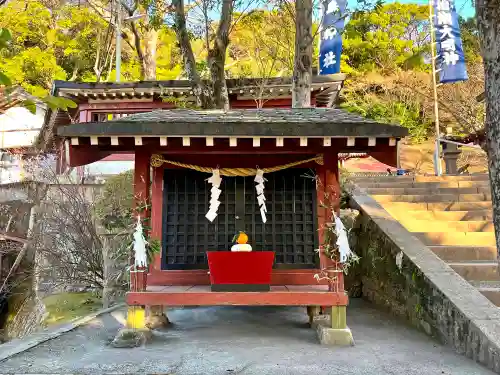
[43,76,407,341]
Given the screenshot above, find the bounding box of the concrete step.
[448,261,499,281]
[478,288,500,307]
[364,187,490,196]
[400,220,494,233]
[403,210,493,221]
[414,232,496,246]
[415,175,489,182]
[350,176,415,184]
[470,280,500,288]
[430,246,497,262]
[355,180,491,189]
[374,193,490,203]
[385,201,492,211]
[470,281,500,306]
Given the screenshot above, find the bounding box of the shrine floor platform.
[126,285,348,306]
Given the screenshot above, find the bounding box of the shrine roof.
[57,108,408,138]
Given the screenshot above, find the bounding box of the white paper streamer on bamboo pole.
[206,169,222,222]
[133,216,148,268]
[333,213,352,263]
[254,169,267,223]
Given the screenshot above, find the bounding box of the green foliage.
[96,170,134,231]
[42,292,101,326]
[43,96,78,111]
[0,28,11,49]
[0,25,76,112]
[0,1,482,143]
[147,239,161,264]
[342,93,431,142]
[459,17,482,63]
[343,3,429,74]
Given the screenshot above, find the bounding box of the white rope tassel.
[133,216,148,268]
[333,213,352,263]
[206,169,222,222]
[255,169,267,223]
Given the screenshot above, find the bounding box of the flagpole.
[318,1,323,76]
[429,0,442,176]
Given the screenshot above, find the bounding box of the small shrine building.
[43,76,408,345]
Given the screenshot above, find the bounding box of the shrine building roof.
[58,108,408,138]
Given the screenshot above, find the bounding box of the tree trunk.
[142,28,158,81]
[292,0,313,108]
[207,0,233,110]
[476,0,500,255]
[172,0,214,109]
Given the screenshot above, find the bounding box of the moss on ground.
[43,292,101,326]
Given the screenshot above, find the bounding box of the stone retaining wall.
[349,190,500,373]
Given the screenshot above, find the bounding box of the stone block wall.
[349,192,500,373]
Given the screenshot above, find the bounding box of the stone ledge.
[350,189,500,373]
[0,303,125,362]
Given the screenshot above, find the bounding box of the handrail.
[438,138,484,150]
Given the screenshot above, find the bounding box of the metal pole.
[429,0,442,176]
[115,0,121,82]
[318,1,323,76]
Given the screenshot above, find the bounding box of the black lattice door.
[161,169,319,270]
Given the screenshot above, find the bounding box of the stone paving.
[0,299,495,375]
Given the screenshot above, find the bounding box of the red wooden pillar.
[134,148,151,222]
[132,148,151,292]
[316,152,344,293]
[149,166,163,273]
[151,167,163,240]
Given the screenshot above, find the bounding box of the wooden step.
[400,220,493,233]
[449,261,500,282]
[414,232,496,246]
[429,246,497,262]
[385,202,492,211]
[403,210,493,221]
[374,193,490,203]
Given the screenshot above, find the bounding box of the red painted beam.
[79,102,176,111]
[147,268,329,286]
[68,147,111,167]
[126,288,348,306]
[150,167,163,240]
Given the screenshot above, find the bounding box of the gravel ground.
[0,299,495,375]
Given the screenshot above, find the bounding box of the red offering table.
[206,251,275,292]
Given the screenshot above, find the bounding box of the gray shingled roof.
[57,108,408,138]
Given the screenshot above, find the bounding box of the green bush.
[96,170,134,231]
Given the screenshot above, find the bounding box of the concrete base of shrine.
[110,328,152,348]
[311,314,331,330]
[316,323,355,346]
[146,313,171,330]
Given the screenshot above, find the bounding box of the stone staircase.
[352,174,500,306]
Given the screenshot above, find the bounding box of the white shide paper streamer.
[333,213,352,263]
[254,169,267,223]
[206,169,222,222]
[133,216,148,268]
